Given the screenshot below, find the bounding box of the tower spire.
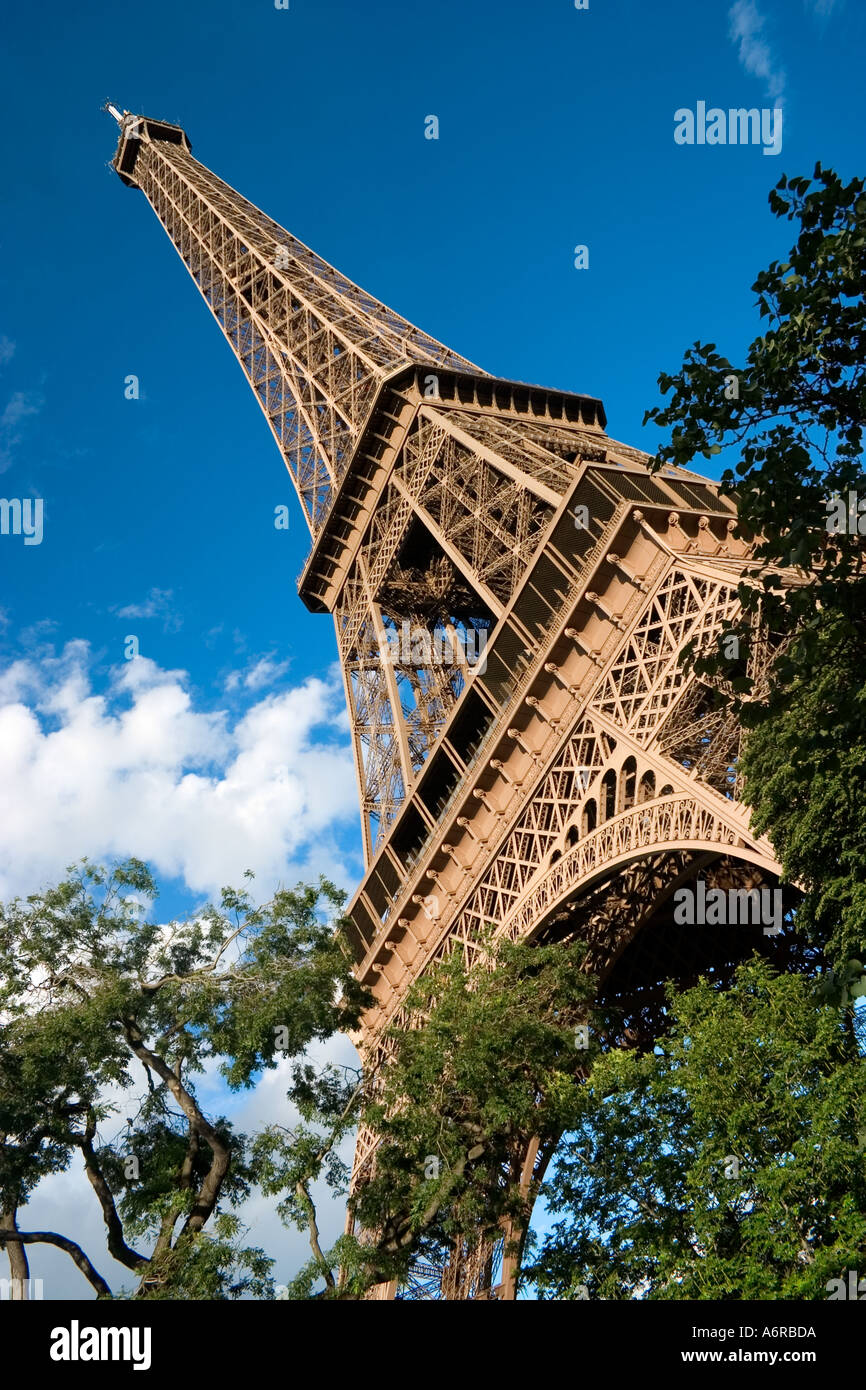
[108,111,478,530]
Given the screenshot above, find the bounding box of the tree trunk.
[1,1210,30,1299]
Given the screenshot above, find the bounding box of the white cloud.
[0,646,364,1297]
[0,337,15,367]
[804,0,840,14]
[224,653,292,692]
[114,586,182,633]
[728,0,786,102]
[0,643,359,901]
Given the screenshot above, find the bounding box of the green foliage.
[202,880,369,1090]
[644,165,866,697]
[0,859,367,1297]
[350,930,601,1283]
[274,1231,379,1301]
[120,1215,274,1301]
[531,959,866,1300]
[738,612,866,964]
[0,1019,100,1212]
[253,1062,357,1232]
[255,932,603,1298]
[643,161,866,975]
[96,1107,255,1244]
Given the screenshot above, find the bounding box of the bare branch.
[0,1229,112,1298]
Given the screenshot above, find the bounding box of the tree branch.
[296,1180,335,1289]
[76,1110,149,1271]
[0,1230,112,1298]
[121,1017,230,1238]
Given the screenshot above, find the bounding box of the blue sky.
[0,0,862,1298]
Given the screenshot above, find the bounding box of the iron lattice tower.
[108,109,785,1300]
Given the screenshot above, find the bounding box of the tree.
[252,1058,366,1298]
[644,165,866,970]
[250,930,604,1298]
[0,859,367,1297]
[346,931,603,1296]
[645,164,866,675]
[531,957,866,1300]
[738,612,866,964]
[0,1030,107,1295]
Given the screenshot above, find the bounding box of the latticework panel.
[333,403,573,857]
[334,419,482,855]
[588,569,741,740]
[410,430,555,608]
[437,410,592,497]
[444,575,743,959]
[499,792,751,945]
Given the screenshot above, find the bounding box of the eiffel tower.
[107,108,786,1300]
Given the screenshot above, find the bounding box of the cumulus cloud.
[0,644,365,1296]
[0,337,15,366]
[728,0,786,102]
[0,643,359,901]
